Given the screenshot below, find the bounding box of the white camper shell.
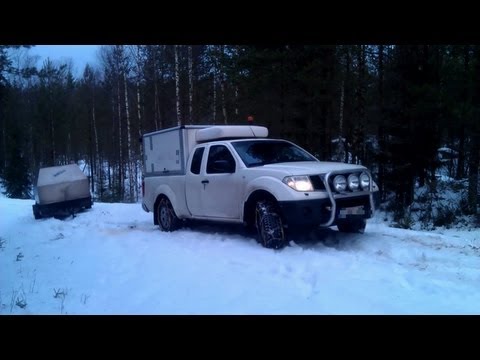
[33,164,92,219]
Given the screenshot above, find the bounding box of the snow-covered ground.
[1,195,479,315]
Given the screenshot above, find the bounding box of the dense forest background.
[0,45,479,226]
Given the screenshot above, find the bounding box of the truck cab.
[142,125,378,249]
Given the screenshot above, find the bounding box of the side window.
[206,145,236,174]
[190,147,205,175]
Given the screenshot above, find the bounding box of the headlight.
[283,176,313,192]
[360,172,370,190]
[347,174,359,191]
[333,175,347,192]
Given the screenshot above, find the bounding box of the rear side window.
[190,147,205,174]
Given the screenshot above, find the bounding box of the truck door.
[185,146,206,216]
[186,144,241,219]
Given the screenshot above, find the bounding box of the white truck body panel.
[185,143,243,219]
[149,176,188,216]
[143,126,208,176]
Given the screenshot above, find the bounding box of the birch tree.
[220,46,228,124]
[123,62,134,202]
[188,45,193,124]
[175,45,181,126]
[212,48,217,123]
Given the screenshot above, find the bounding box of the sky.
[30,45,100,76]
[1,188,479,314]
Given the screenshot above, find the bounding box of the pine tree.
[1,122,31,199]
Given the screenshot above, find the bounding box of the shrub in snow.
[383,176,476,230]
[433,204,457,228]
[392,206,414,229]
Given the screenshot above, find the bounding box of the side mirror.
[213,160,235,173]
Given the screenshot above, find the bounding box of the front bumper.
[278,199,331,227]
[278,194,373,228]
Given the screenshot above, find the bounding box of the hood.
[261,161,367,175]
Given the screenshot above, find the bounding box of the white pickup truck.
[141,125,378,249]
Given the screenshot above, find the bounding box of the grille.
[336,195,370,208]
[335,195,372,217]
[309,175,326,191]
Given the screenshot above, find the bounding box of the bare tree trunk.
[234,85,239,120]
[467,46,480,215]
[50,108,56,165]
[377,45,386,199]
[175,45,182,126]
[159,45,167,129]
[457,46,470,180]
[92,98,102,199]
[219,46,228,124]
[339,80,344,139]
[468,134,479,214]
[131,45,144,140]
[359,45,366,163]
[123,69,134,202]
[344,47,351,164]
[339,79,345,160]
[117,75,123,200]
[89,117,95,194]
[213,59,217,123]
[107,159,112,194]
[128,44,144,202]
[2,116,6,169]
[188,45,193,124]
[221,81,227,124]
[457,127,465,179]
[234,45,240,122]
[152,47,160,130]
[110,95,116,197]
[135,55,143,202]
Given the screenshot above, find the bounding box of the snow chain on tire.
[158,198,180,232]
[255,201,287,249]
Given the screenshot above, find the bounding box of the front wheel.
[337,219,366,233]
[157,197,180,232]
[255,201,287,249]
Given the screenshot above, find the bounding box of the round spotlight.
[333,175,347,192]
[348,174,360,191]
[360,172,370,190]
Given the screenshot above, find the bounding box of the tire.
[255,200,287,249]
[337,219,366,234]
[157,197,180,232]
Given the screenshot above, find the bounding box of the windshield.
[231,140,318,167]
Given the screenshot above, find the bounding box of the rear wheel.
[157,197,180,232]
[337,219,366,233]
[255,201,287,249]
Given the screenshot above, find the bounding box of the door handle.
[201,179,209,190]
